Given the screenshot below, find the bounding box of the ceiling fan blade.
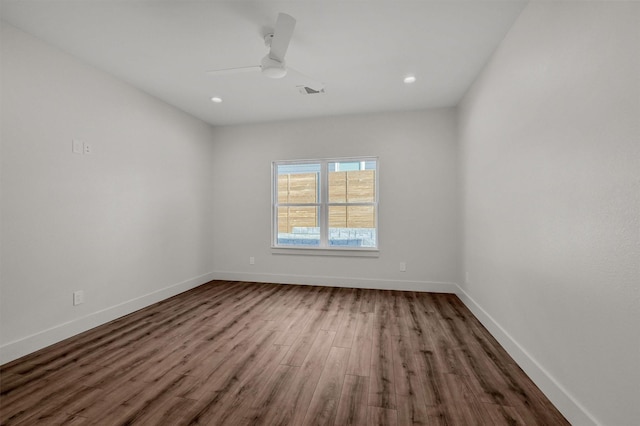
[287,66,325,92]
[206,65,261,76]
[269,13,296,63]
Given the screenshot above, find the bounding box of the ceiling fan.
[207,13,324,91]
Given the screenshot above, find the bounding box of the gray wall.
[1,24,217,362]
[458,2,640,425]
[210,110,460,291]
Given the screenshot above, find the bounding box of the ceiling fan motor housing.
[261,54,287,78]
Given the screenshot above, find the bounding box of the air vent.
[298,86,325,95]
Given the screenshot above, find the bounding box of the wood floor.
[0,280,569,425]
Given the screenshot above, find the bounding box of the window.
[273,157,378,250]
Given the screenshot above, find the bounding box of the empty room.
[1,1,638,425]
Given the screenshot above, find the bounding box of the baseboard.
[212,270,457,293]
[0,272,216,365]
[455,284,599,426]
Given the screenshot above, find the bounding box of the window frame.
[271,157,379,253]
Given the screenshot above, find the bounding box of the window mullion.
[319,161,329,248]
[272,162,278,246]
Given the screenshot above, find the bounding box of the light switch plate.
[72,140,83,154]
[73,290,84,305]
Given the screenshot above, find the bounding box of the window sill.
[271,246,380,257]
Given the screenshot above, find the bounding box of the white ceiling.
[1,1,526,126]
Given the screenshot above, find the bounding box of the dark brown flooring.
[0,280,569,425]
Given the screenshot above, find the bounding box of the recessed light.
[403,76,416,84]
[210,96,222,103]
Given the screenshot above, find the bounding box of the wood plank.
[0,361,104,423]
[272,308,315,346]
[262,284,307,321]
[439,372,490,425]
[78,370,194,424]
[243,363,299,424]
[412,346,447,407]
[390,334,429,424]
[1,384,100,425]
[281,287,337,366]
[334,307,359,348]
[333,288,361,348]
[387,291,411,337]
[318,286,346,332]
[345,313,374,377]
[335,374,369,426]
[127,396,198,425]
[181,328,279,401]
[272,285,324,345]
[360,288,377,313]
[483,402,527,425]
[261,329,337,425]
[193,341,291,425]
[368,406,398,426]
[369,295,397,410]
[281,308,329,366]
[302,346,350,425]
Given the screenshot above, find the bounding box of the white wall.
[458,2,640,425]
[0,24,216,363]
[210,109,459,292]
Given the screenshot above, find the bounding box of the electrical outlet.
[399,262,406,272]
[73,290,84,306]
[249,256,255,265]
[83,143,92,154]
